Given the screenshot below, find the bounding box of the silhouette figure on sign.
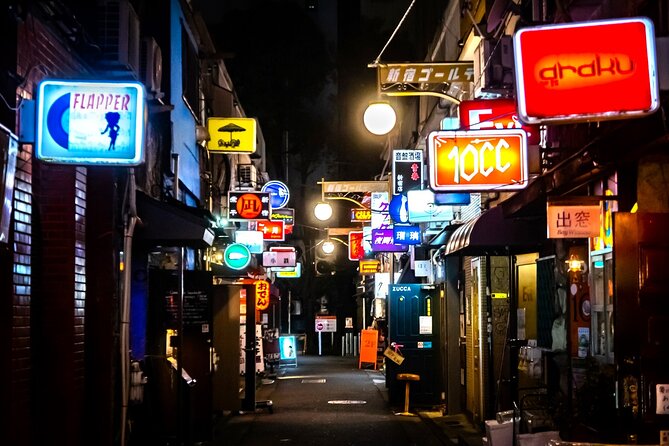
[101,112,121,151]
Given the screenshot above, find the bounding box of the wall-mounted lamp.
[566,254,586,272]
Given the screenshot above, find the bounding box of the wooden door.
[614,212,669,442]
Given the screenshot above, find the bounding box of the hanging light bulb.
[314,202,333,221]
[363,101,396,135]
[321,240,335,255]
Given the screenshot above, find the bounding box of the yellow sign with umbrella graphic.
[206,117,257,153]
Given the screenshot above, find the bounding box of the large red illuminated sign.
[459,98,540,145]
[514,17,658,124]
[428,129,528,191]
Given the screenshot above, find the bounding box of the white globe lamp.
[314,202,333,221]
[321,240,335,255]
[363,101,397,135]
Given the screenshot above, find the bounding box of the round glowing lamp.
[321,240,335,255]
[314,201,333,221]
[363,101,397,135]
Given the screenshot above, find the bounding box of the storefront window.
[590,249,613,362]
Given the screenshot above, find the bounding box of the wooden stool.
[395,373,420,416]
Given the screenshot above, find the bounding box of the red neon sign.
[514,17,658,124]
[428,129,528,191]
[459,98,540,145]
[256,220,285,241]
[348,231,364,261]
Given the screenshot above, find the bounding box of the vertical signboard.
[392,149,423,194]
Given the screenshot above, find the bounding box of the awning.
[444,205,546,256]
[424,225,461,247]
[135,191,215,248]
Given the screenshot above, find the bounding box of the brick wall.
[8,12,90,446]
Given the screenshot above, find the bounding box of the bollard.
[353,335,358,357]
[341,336,345,356]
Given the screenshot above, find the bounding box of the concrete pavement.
[210,355,484,446]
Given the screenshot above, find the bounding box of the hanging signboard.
[371,228,408,252]
[371,192,391,230]
[275,262,302,278]
[428,129,528,191]
[228,191,271,221]
[407,189,455,223]
[547,202,601,238]
[350,208,371,223]
[36,79,145,165]
[255,219,285,241]
[392,149,423,194]
[262,246,296,267]
[359,259,381,275]
[255,280,271,311]
[206,117,257,153]
[514,17,659,124]
[348,231,364,261]
[261,180,290,209]
[393,225,421,245]
[376,62,474,99]
[459,98,540,145]
[234,230,264,254]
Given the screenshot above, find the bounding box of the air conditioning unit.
[237,164,258,190]
[98,0,140,76]
[140,36,163,95]
[474,36,514,97]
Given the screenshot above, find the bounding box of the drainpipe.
[120,170,138,446]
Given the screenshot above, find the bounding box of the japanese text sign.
[428,129,528,191]
[371,228,408,252]
[393,225,422,245]
[371,192,391,230]
[255,219,285,241]
[228,191,271,221]
[459,98,540,145]
[36,79,145,165]
[377,62,474,97]
[392,150,423,194]
[255,280,270,311]
[547,203,601,238]
[514,17,659,124]
[348,231,364,261]
[206,117,257,153]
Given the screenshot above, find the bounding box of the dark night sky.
[193,0,426,184]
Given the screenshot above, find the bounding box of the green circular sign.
[224,243,251,270]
